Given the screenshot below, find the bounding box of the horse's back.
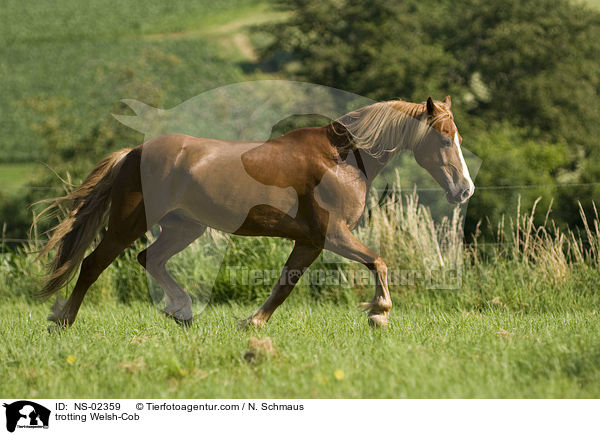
[139,133,302,232]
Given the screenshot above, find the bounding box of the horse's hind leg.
[137,212,206,324]
[49,197,147,327]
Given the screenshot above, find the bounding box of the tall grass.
[1,188,598,314]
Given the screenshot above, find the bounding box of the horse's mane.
[333,100,451,158]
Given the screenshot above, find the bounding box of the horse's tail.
[36,148,132,299]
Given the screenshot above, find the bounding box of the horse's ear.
[443,95,451,108]
[426,97,435,116]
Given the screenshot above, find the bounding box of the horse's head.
[413,96,474,204]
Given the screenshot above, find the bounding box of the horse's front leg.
[240,243,322,329]
[360,256,392,327]
[326,225,392,327]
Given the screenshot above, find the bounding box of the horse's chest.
[313,164,367,226]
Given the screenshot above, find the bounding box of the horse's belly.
[172,152,300,233]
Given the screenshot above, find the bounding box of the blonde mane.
[334,100,451,158]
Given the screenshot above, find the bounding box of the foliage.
[429,0,600,151]
[465,124,569,233]
[259,0,600,232]
[261,0,600,147]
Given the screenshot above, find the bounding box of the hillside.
[0,0,279,166]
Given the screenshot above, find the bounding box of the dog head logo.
[3,401,50,432]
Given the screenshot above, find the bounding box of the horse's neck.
[326,121,409,184]
[387,102,428,153]
[356,149,395,185]
[357,104,428,181]
[327,100,429,185]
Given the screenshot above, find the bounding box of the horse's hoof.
[162,310,193,327]
[47,323,68,334]
[175,317,193,327]
[367,312,389,328]
[359,298,392,313]
[238,317,265,331]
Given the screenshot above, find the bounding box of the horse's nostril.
[460,188,471,201]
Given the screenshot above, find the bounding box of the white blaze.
[454,132,474,195]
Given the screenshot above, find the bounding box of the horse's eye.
[443,138,452,147]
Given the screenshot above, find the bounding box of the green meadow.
[0,164,40,194]
[2,191,599,398]
[1,0,275,163]
[1,0,600,400]
[2,300,600,399]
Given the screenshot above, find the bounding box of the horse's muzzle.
[446,184,474,204]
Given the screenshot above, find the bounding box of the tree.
[258,0,600,232]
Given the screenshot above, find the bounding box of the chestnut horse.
[38,96,474,328]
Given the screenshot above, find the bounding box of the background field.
[3,300,600,398]
[1,0,600,399]
[1,0,272,163]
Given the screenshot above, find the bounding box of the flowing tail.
[37,148,132,299]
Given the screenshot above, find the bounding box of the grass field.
[1,191,599,398]
[2,299,600,398]
[583,0,600,8]
[0,163,42,195]
[0,0,276,164]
